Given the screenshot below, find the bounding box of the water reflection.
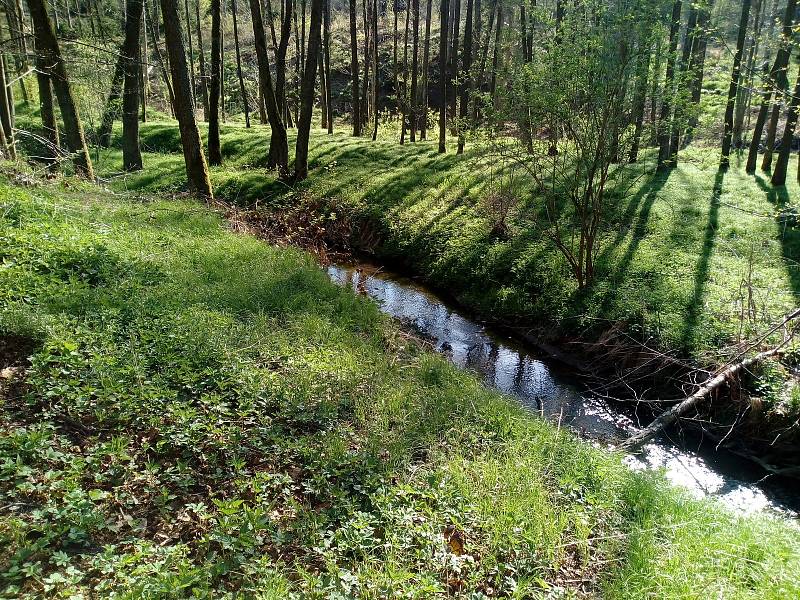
[327,263,798,516]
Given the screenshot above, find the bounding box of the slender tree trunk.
[249,0,289,175]
[276,0,293,127]
[0,54,15,159]
[721,0,752,168]
[683,0,713,145]
[361,0,370,129]
[183,0,197,107]
[770,66,800,185]
[448,0,460,125]
[656,0,681,171]
[629,41,651,163]
[26,0,93,177]
[409,0,420,141]
[208,0,222,164]
[35,43,58,168]
[393,0,398,102]
[439,0,450,152]
[146,0,176,114]
[669,6,696,162]
[294,0,322,180]
[420,0,432,139]
[323,0,332,132]
[160,0,213,196]
[122,0,144,171]
[457,0,472,153]
[400,0,410,143]
[231,0,250,127]
[318,45,328,127]
[370,0,377,139]
[489,0,500,108]
[733,0,763,147]
[195,0,210,120]
[98,52,126,148]
[141,19,149,122]
[349,0,361,135]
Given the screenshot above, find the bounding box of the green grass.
[75,119,800,364]
[2,175,799,597]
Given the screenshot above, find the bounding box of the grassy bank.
[1,175,799,597]
[86,120,800,363]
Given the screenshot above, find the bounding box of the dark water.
[327,262,799,516]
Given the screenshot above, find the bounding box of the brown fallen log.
[618,308,800,452]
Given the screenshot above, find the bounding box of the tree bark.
[231,0,250,127]
[323,0,332,132]
[35,42,58,169]
[489,0,501,108]
[98,51,126,148]
[733,0,763,147]
[409,0,420,141]
[26,0,93,177]
[0,54,15,159]
[183,0,197,107]
[457,0,472,153]
[208,0,222,164]
[370,0,378,139]
[683,0,713,146]
[420,0,432,139]
[349,0,361,135]
[656,0,681,171]
[276,0,293,126]
[629,41,651,163]
[160,0,213,196]
[294,0,322,180]
[195,0,210,121]
[400,0,410,143]
[249,0,289,175]
[146,0,176,114]
[770,66,800,185]
[721,0,752,168]
[122,0,144,171]
[448,0,460,124]
[438,0,450,152]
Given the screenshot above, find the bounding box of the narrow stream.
[327,262,799,517]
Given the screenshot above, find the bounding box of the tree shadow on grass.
[753,174,800,297]
[679,167,725,351]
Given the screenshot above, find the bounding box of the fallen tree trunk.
[619,308,800,452]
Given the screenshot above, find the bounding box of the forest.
[2,0,800,596]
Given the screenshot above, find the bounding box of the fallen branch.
[618,308,800,452]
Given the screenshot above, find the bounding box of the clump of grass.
[1,177,798,598]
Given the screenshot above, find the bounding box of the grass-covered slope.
[93,121,800,362]
[1,176,799,598]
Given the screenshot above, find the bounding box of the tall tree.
[323,0,332,132]
[457,0,473,153]
[276,0,294,126]
[448,0,461,122]
[26,0,93,177]
[208,0,222,164]
[195,0,210,120]
[683,0,714,145]
[97,53,126,148]
[656,0,681,171]
[122,0,144,171]
[294,0,322,179]
[183,0,197,107]
[249,0,289,175]
[349,0,361,135]
[770,65,800,185]
[420,0,432,139]
[0,54,15,160]
[34,39,58,169]
[439,0,450,152]
[747,0,796,173]
[400,0,410,143]
[160,0,213,196]
[231,0,250,127]
[370,0,378,139]
[720,0,752,168]
[409,0,420,141]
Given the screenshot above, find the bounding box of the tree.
[97,53,126,148]
[770,66,800,185]
[720,0,752,168]
[409,0,420,141]
[323,0,333,132]
[420,0,433,139]
[656,0,681,171]
[349,0,361,135]
[276,0,294,127]
[195,0,210,120]
[294,0,323,180]
[208,0,222,164]
[160,0,213,196]
[249,0,289,175]
[122,0,144,171]
[746,0,796,173]
[457,0,473,154]
[26,0,93,178]
[231,0,250,127]
[34,40,58,169]
[439,0,450,152]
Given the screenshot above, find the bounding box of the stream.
[327,262,799,517]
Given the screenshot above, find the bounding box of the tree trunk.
[98,51,126,148]
[770,67,800,185]
[409,0,420,141]
[318,45,328,128]
[669,5,696,163]
[489,0,500,108]
[721,0,752,168]
[349,0,360,135]
[276,0,293,127]
[160,0,213,196]
[400,0,410,143]
[733,0,763,147]
[35,42,58,169]
[0,54,15,159]
[26,0,93,177]
[438,0,449,152]
[294,0,322,180]
[457,0,472,153]
[195,0,210,121]
[370,0,378,139]
[683,0,713,145]
[249,0,289,175]
[361,0,370,129]
[629,41,651,163]
[656,0,681,171]
[122,0,144,171]
[231,0,250,127]
[393,0,398,103]
[420,0,432,139]
[323,0,332,132]
[183,0,197,108]
[208,0,222,164]
[146,0,176,114]
[448,0,460,126]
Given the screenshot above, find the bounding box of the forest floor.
[2,171,800,598]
